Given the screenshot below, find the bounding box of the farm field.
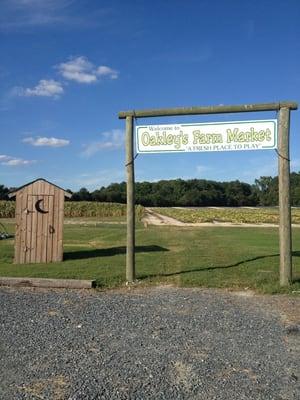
[0,217,299,294]
[0,201,144,219]
[153,206,300,224]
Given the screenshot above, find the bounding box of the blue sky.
[0,0,300,191]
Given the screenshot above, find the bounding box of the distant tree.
[71,187,91,201]
[290,171,300,206]
[0,185,9,200]
[254,176,278,206]
[22,171,300,207]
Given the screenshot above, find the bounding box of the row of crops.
[153,207,300,224]
[0,201,144,220]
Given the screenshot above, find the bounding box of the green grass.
[0,218,299,294]
[153,206,300,224]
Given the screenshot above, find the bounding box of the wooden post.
[278,107,292,286]
[119,101,297,287]
[126,115,135,282]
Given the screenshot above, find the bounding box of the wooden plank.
[0,277,96,289]
[47,184,55,263]
[19,187,28,264]
[32,180,39,195]
[14,191,23,263]
[41,182,50,263]
[35,181,43,263]
[26,184,33,263]
[47,195,54,263]
[30,194,38,263]
[118,101,298,119]
[57,190,65,261]
[41,195,49,262]
[52,187,60,262]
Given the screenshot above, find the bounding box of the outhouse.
[9,178,72,264]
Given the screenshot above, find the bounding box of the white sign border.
[136,119,277,154]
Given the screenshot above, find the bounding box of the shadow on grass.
[138,251,300,280]
[64,245,169,260]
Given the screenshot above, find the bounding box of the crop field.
[153,207,300,224]
[0,217,299,294]
[0,201,144,220]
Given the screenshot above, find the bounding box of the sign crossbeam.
[119,102,298,119]
[119,101,298,287]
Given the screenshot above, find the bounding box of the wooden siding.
[14,180,65,264]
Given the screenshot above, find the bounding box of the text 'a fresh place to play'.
[136,120,277,153]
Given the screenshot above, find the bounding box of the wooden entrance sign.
[9,178,71,264]
[119,102,298,287]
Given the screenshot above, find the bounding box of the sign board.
[136,120,277,153]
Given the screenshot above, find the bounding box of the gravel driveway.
[0,286,299,399]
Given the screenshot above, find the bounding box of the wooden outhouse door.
[27,194,54,264]
[15,193,62,264]
[11,179,70,264]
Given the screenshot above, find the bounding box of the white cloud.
[57,56,119,84]
[14,79,64,98]
[23,136,70,147]
[82,129,124,157]
[97,65,118,79]
[4,159,33,166]
[20,79,64,98]
[0,155,10,161]
[0,154,36,166]
[57,56,96,83]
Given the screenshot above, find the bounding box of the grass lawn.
[0,218,299,294]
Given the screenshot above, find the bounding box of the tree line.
[2,172,300,206]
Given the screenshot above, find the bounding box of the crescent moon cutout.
[35,199,48,214]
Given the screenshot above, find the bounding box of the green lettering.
[141,132,150,146]
[227,128,238,142]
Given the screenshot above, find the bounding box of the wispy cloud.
[0,154,36,166]
[71,169,125,189]
[1,1,114,32]
[15,79,64,98]
[57,56,119,84]
[23,136,70,147]
[196,165,213,174]
[0,0,82,31]
[82,129,124,157]
[96,65,118,79]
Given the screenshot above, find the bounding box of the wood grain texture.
[278,107,292,286]
[0,277,95,289]
[119,101,298,119]
[13,179,66,264]
[126,115,135,282]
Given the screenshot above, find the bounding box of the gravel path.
[0,286,299,399]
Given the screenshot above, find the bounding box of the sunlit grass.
[0,218,299,294]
